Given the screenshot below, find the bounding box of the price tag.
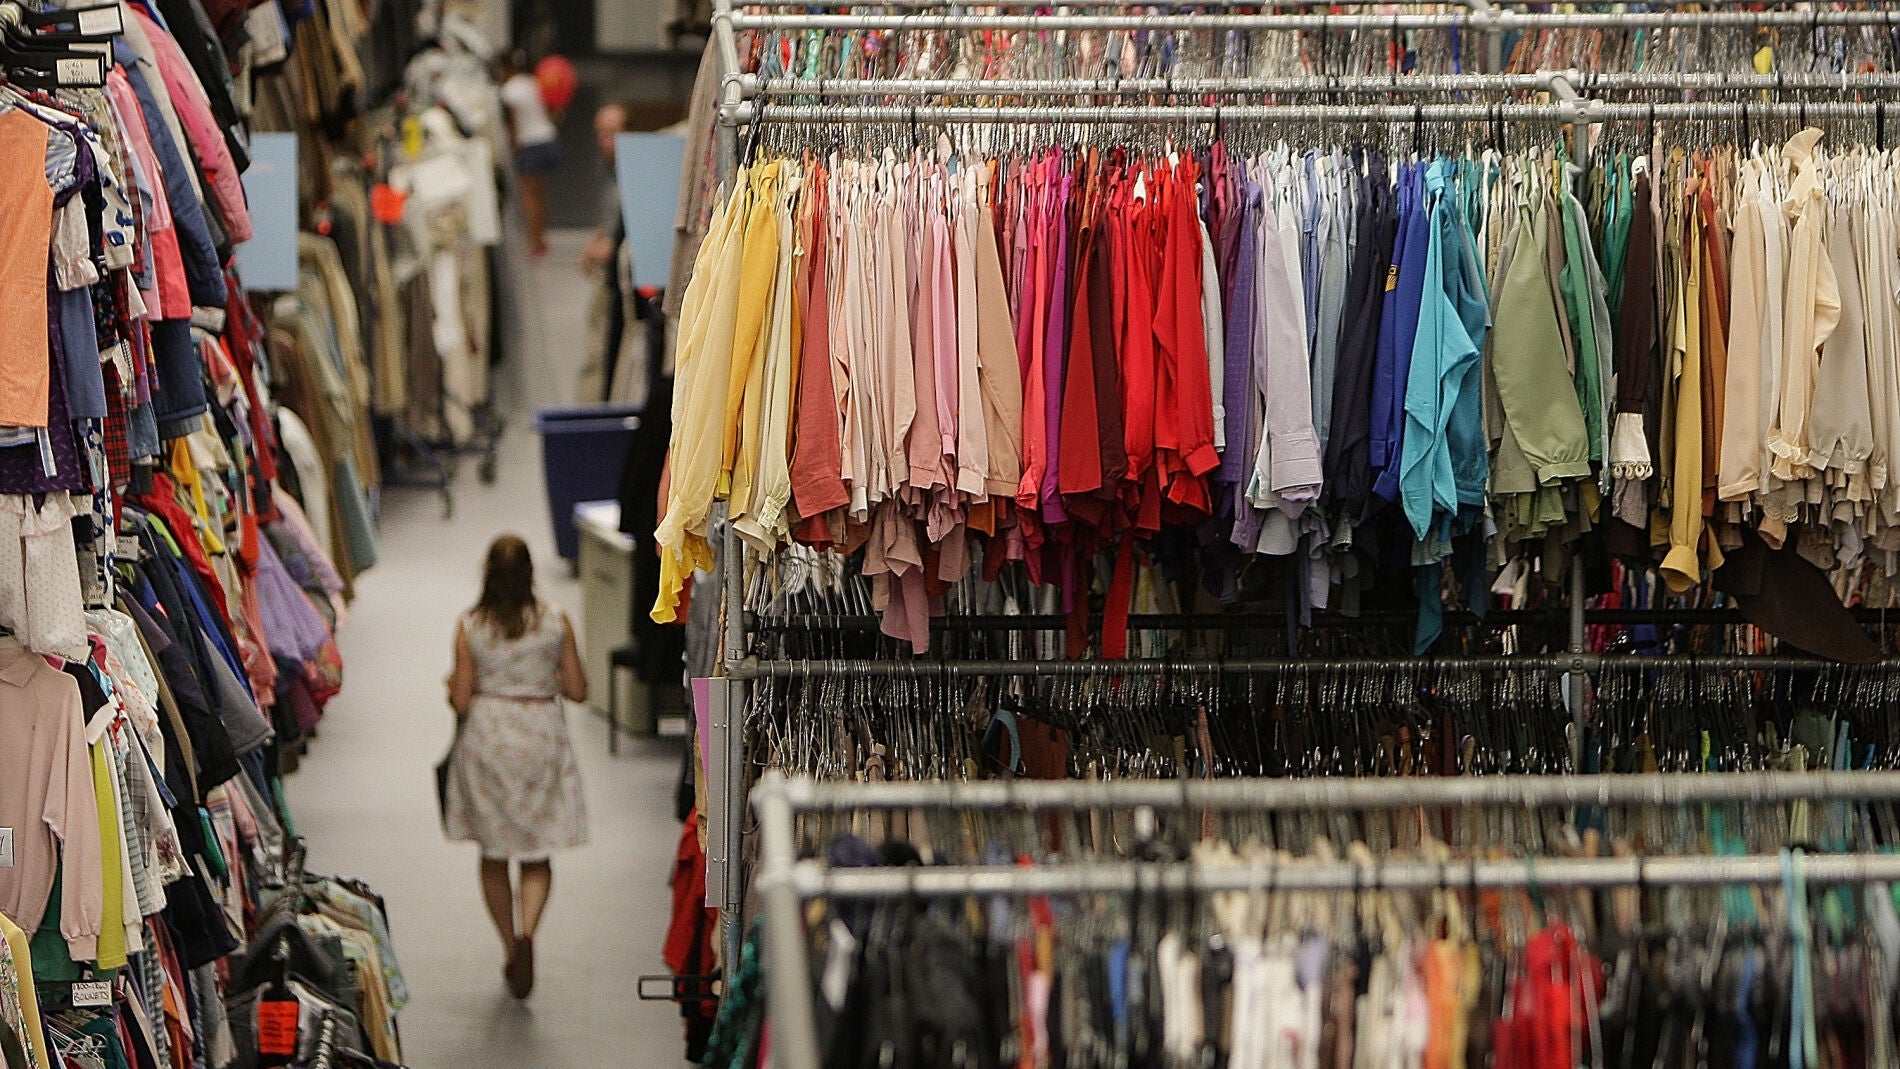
[56,57,104,87]
[0,827,13,869]
[77,6,123,36]
[70,981,111,1008]
[257,1000,300,1059]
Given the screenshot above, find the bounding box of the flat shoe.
[505,938,532,999]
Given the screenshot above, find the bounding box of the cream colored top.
[1767,129,1842,486]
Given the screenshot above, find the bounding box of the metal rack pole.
[728,653,1876,680]
[733,0,1853,7]
[726,9,1900,31]
[774,769,1900,813]
[718,520,748,973]
[754,775,820,1069]
[791,852,1900,898]
[746,605,1900,630]
[745,71,1900,99]
[723,99,1898,126]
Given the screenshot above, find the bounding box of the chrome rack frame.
[726,653,1885,680]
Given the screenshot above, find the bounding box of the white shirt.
[500,73,557,146]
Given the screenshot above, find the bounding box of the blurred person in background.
[498,49,561,258]
[580,101,631,275]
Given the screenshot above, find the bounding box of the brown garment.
[1714,526,1881,664]
[1698,178,1729,516]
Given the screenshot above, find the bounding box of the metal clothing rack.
[745,71,1900,100]
[691,0,1900,979]
[726,653,1888,680]
[730,99,1900,126]
[724,8,1900,31]
[752,770,1900,1069]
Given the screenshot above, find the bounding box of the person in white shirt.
[498,50,562,258]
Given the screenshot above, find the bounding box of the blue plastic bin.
[534,405,640,560]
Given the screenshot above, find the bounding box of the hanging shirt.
[0,646,105,961]
[1399,157,1490,548]
[1370,163,1431,504]
[788,161,849,524]
[1490,166,1593,488]
[652,184,744,623]
[1767,129,1841,487]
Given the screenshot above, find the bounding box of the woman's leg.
[520,173,549,257]
[479,858,517,949]
[518,859,553,940]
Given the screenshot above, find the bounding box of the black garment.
[361,0,426,104]
[1713,526,1882,664]
[155,0,250,168]
[598,217,631,402]
[1325,152,1395,521]
[123,560,240,796]
[1607,173,1662,562]
[618,290,684,685]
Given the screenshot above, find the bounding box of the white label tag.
[0,828,12,869]
[57,58,102,86]
[77,7,122,35]
[70,981,112,1008]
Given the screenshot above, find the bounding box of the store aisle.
[287,230,694,1068]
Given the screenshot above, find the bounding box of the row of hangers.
[745,14,1898,88]
[745,654,1900,788]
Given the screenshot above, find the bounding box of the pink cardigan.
[133,7,252,245]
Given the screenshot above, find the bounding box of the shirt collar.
[0,646,45,687]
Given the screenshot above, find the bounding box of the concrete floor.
[285,229,695,1068]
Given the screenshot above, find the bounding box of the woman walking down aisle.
[444,535,591,998]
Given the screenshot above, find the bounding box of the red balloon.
[535,55,578,114]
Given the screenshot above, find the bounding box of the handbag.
[435,723,462,829]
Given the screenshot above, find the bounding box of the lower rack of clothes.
[736,770,1900,1069]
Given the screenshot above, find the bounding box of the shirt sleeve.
[47,676,105,962]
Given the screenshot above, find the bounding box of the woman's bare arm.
[447,620,476,717]
[558,614,587,703]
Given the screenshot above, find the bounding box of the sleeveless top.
[464,606,564,699]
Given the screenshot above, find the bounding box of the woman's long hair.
[474,534,540,639]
